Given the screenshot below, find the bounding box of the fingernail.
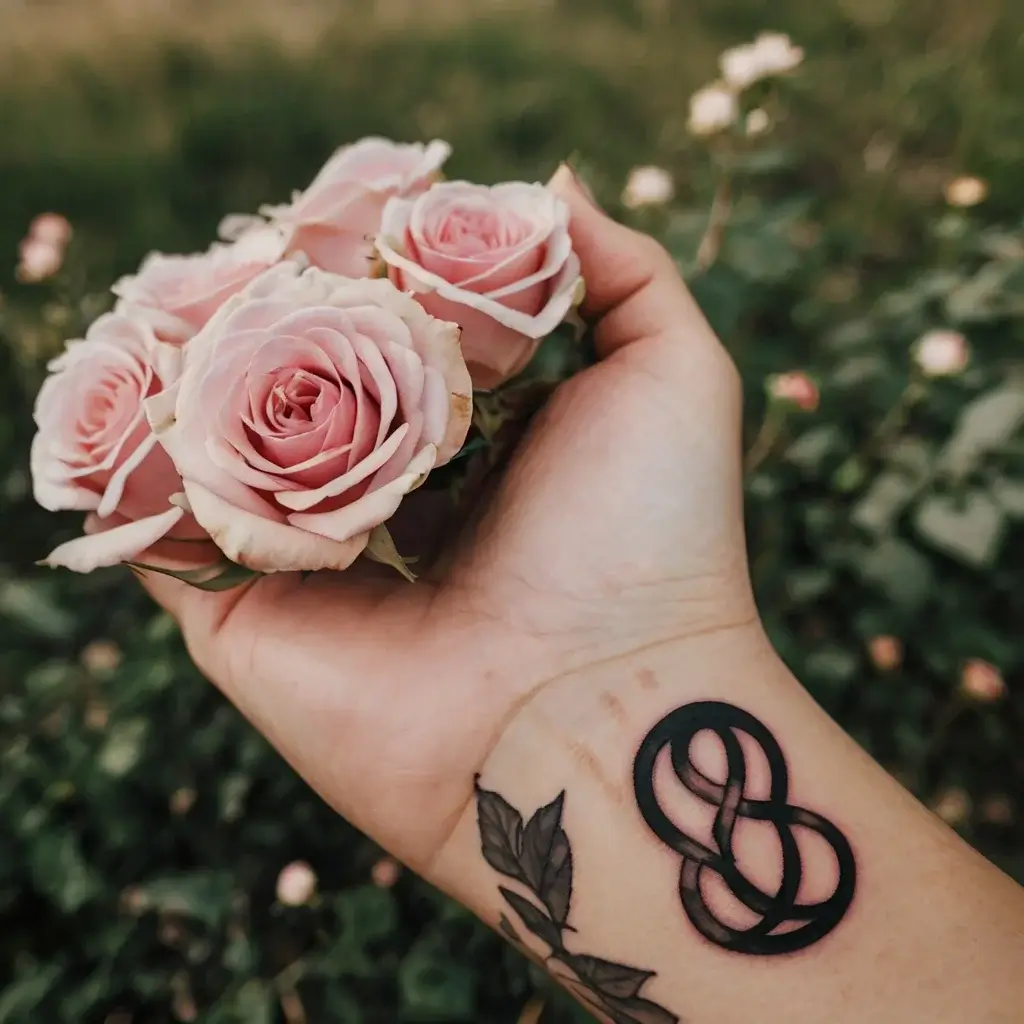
[549,161,600,208]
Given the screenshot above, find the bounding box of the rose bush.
[145,263,472,573]
[256,137,451,278]
[112,225,289,346]
[375,181,583,389]
[31,312,202,572]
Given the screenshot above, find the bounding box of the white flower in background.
[719,31,803,91]
[913,329,969,377]
[945,175,988,208]
[745,108,772,136]
[719,43,763,90]
[29,213,72,248]
[752,32,804,76]
[622,165,675,208]
[276,861,317,906]
[688,83,738,136]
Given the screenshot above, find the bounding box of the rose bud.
[868,635,903,672]
[376,180,584,390]
[146,263,471,574]
[767,371,819,412]
[959,659,1007,703]
[276,861,317,906]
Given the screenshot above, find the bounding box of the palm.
[143,176,752,874]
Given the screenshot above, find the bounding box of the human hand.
[137,164,756,875]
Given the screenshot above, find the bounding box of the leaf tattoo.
[475,782,679,1024]
[520,792,573,924]
[476,783,526,881]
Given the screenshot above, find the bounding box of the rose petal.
[41,506,185,572]
[288,444,437,543]
[184,480,368,573]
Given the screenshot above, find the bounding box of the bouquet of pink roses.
[30,138,588,587]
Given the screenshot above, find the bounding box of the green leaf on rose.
[363,524,417,582]
[125,559,263,592]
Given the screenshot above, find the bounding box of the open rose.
[257,137,451,278]
[145,263,471,573]
[375,181,584,389]
[32,313,202,572]
[112,225,288,346]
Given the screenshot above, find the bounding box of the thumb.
[548,162,719,357]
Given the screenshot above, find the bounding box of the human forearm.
[429,624,1024,1024]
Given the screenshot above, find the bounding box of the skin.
[138,166,1024,1023]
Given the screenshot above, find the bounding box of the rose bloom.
[17,236,64,283]
[868,635,903,672]
[688,83,738,137]
[959,659,1007,703]
[945,175,988,208]
[276,861,317,906]
[260,136,451,278]
[32,312,202,572]
[768,371,819,411]
[146,263,471,573]
[622,166,675,209]
[376,181,584,389]
[112,225,288,346]
[913,329,969,377]
[29,212,73,248]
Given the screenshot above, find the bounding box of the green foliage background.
[1,1,1022,1020]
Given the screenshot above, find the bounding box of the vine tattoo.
[475,780,678,1024]
[633,700,856,956]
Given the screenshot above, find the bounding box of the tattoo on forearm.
[475,780,679,1024]
[633,700,857,955]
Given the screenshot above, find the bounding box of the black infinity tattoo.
[633,701,856,956]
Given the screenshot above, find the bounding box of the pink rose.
[146,263,472,573]
[376,181,584,390]
[261,137,451,278]
[32,313,201,572]
[111,226,288,346]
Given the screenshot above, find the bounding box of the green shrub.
[1,4,1022,1021]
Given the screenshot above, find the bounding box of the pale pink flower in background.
[259,136,451,277]
[112,225,288,346]
[768,371,819,411]
[371,857,401,888]
[376,180,584,389]
[746,108,772,136]
[932,787,971,827]
[945,175,988,208]
[17,236,64,283]
[622,165,675,209]
[80,639,123,674]
[146,263,471,574]
[913,329,969,377]
[979,794,1014,826]
[959,659,1007,703]
[687,83,738,136]
[32,313,202,572]
[868,635,903,672]
[29,212,73,248]
[276,861,317,906]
